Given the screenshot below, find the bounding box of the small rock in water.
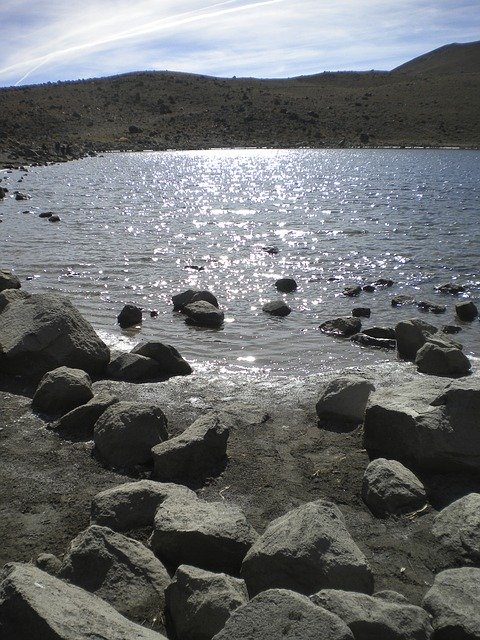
[320,317,362,337]
[417,300,446,314]
[391,294,416,307]
[352,307,370,318]
[184,265,205,271]
[150,309,158,317]
[48,214,61,222]
[275,277,297,293]
[442,324,462,334]
[436,282,465,294]
[262,300,291,317]
[39,211,53,218]
[14,191,30,200]
[456,300,478,321]
[343,285,361,297]
[375,278,394,287]
[351,333,396,350]
[362,326,396,339]
[183,300,224,328]
[362,284,376,292]
[117,304,142,328]
[262,245,279,254]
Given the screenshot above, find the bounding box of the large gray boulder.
[211,589,354,640]
[395,318,437,360]
[456,300,478,321]
[150,497,258,574]
[172,290,219,310]
[32,366,94,415]
[152,413,229,485]
[131,341,192,376]
[50,391,118,436]
[91,480,197,531]
[423,567,480,639]
[316,375,375,423]
[94,402,168,468]
[106,352,160,381]
[183,301,224,327]
[0,293,110,377]
[362,458,427,516]
[0,562,166,640]
[0,288,30,313]
[241,500,373,597]
[58,525,170,627]
[0,269,21,292]
[165,564,248,640]
[415,341,471,377]
[432,493,480,566]
[311,589,433,640]
[364,378,480,472]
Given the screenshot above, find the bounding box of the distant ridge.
[392,40,480,75]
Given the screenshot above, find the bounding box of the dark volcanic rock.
[50,391,118,436]
[107,352,160,382]
[456,300,478,321]
[436,282,465,294]
[117,304,142,328]
[351,333,396,349]
[343,285,361,297]
[362,326,396,339]
[0,293,110,377]
[172,289,219,310]
[320,317,362,337]
[131,340,192,376]
[395,318,437,360]
[352,307,371,318]
[183,301,224,327]
[391,294,416,307]
[262,300,292,316]
[417,300,446,314]
[275,278,297,293]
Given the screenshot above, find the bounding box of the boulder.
[362,327,395,339]
[362,284,376,292]
[50,391,118,436]
[58,525,170,626]
[49,215,61,223]
[426,335,463,350]
[436,282,465,294]
[152,413,229,485]
[91,480,197,531]
[165,565,248,640]
[14,192,30,200]
[39,211,53,218]
[350,333,396,350]
[423,567,480,640]
[320,317,362,337]
[364,378,480,472]
[32,366,94,415]
[262,300,291,317]
[150,497,258,574]
[432,493,480,566]
[183,301,224,328]
[0,562,166,640]
[275,278,297,293]
[361,458,427,516]
[456,300,478,321]
[35,553,62,576]
[375,278,394,287]
[442,325,462,334]
[212,589,354,640]
[172,290,219,310]
[352,307,370,318]
[415,342,471,377]
[107,352,160,381]
[343,285,361,297]
[0,288,30,312]
[0,293,110,377]
[395,318,437,360]
[0,269,21,292]
[417,300,446,314]
[117,304,142,328]
[391,294,416,307]
[316,375,375,423]
[310,589,432,640]
[94,402,168,468]
[131,341,192,376]
[241,500,373,597]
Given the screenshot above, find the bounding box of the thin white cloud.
[0,0,478,86]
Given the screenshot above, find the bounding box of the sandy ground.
[2,361,480,606]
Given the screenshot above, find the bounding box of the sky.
[0,0,478,88]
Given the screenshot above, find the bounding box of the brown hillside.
[392,40,480,75]
[0,41,479,166]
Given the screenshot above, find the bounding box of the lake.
[1,148,479,378]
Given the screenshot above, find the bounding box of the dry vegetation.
[0,41,479,165]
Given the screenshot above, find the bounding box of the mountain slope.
[392,40,480,75]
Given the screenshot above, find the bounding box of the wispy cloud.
[0,1,478,86]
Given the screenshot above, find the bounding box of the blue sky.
[0,1,478,87]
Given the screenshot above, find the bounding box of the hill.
[0,41,479,166]
[392,40,480,75]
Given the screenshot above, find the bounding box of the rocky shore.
[1,270,480,639]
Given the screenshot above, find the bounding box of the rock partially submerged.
[0,293,110,377]
[117,304,142,328]
[107,352,160,382]
[275,278,297,293]
[131,341,192,376]
[183,301,224,328]
[395,318,437,360]
[320,316,362,337]
[172,289,219,310]
[262,300,292,316]
[0,562,166,640]
[456,300,478,321]
[241,500,373,597]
